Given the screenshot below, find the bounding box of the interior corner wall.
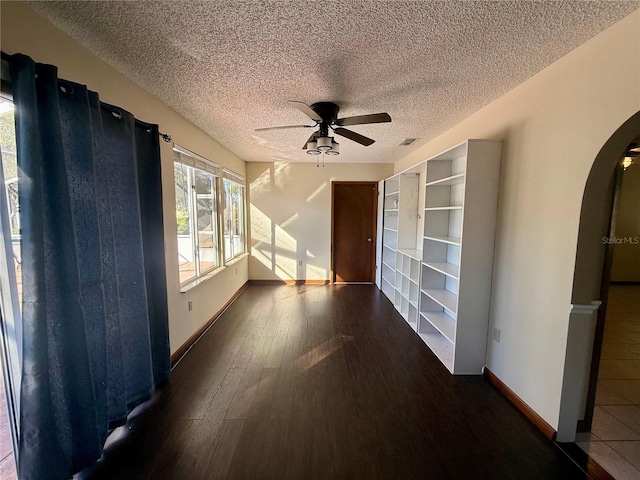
[1,2,249,354]
[394,10,640,430]
[247,162,393,282]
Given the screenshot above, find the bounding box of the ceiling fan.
[255,101,391,155]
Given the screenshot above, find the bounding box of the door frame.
[579,162,624,432]
[330,181,378,284]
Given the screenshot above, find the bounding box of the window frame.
[173,146,222,286]
[0,92,21,467]
[222,173,247,264]
[173,146,247,287]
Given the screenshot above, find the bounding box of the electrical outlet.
[492,327,501,343]
[298,260,303,266]
[188,300,193,311]
[235,267,238,274]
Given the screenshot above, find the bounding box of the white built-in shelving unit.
[380,139,502,375]
[380,164,425,329]
[380,175,399,301]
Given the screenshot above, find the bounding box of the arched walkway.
[557,111,640,442]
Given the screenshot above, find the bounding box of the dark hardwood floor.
[77,285,587,479]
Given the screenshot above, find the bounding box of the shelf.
[423,235,461,246]
[385,190,399,196]
[384,208,399,212]
[422,288,458,313]
[384,227,398,232]
[381,277,395,302]
[381,275,395,287]
[382,260,396,270]
[382,262,396,287]
[422,261,459,279]
[424,206,463,211]
[399,270,418,282]
[425,173,465,187]
[421,311,455,343]
[382,254,396,270]
[397,248,422,260]
[418,329,453,372]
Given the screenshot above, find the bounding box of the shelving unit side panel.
[416,167,427,251]
[376,179,385,289]
[454,140,502,375]
[408,304,418,329]
[456,141,501,317]
[397,174,420,250]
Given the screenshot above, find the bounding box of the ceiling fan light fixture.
[326,140,340,155]
[317,136,332,151]
[306,140,320,155]
[258,102,391,156]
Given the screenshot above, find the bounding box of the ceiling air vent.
[398,138,418,146]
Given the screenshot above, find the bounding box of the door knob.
[367,238,373,243]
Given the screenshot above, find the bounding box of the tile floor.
[577,285,640,480]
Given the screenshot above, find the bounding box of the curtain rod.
[3,52,173,144]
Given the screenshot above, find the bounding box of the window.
[173,147,246,286]
[223,170,246,262]
[0,97,20,298]
[173,146,220,285]
[0,95,20,477]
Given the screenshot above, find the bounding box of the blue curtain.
[7,53,170,480]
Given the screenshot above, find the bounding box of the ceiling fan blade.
[288,101,323,122]
[255,124,313,132]
[334,127,375,146]
[302,133,318,150]
[336,112,391,126]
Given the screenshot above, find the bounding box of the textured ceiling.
[26,1,639,164]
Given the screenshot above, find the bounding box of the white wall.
[611,161,640,282]
[248,162,393,281]
[1,2,249,354]
[395,10,640,430]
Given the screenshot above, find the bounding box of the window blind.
[222,167,245,186]
[173,144,220,177]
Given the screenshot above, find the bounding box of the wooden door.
[332,182,378,283]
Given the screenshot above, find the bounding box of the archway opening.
[560,111,639,445]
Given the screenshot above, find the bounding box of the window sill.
[179,253,247,293]
[180,266,225,293]
[224,252,249,267]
